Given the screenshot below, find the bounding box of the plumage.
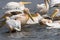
[49,0,60,7]
[46,21,60,29]
[37,0,49,15]
[48,0,60,20]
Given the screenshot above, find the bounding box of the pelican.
[47,0,60,20]
[37,8,60,29]
[45,8,60,29]
[3,1,32,10]
[44,0,60,29]
[49,0,60,7]
[0,2,44,32]
[1,2,34,32]
[37,0,50,15]
[1,1,52,32]
[4,10,45,32]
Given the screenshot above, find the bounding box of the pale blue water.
[0,0,60,40]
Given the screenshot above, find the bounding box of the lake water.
[0,0,60,40]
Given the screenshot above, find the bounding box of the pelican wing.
[53,3,60,7]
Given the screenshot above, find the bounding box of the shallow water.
[0,24,60,40]
[0,0,60,40]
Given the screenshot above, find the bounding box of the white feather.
[50,0,60,7]
[37,0,49,15]
[46,21,60,29]
[37,4,46,9]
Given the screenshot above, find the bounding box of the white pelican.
[47,0,60,20]
[3,1,32,10]
[1,2,52,32]
[49,0,60,7]
[1,2,34,32]
[46,20,60,29]
[5,10,45,32]
[37,8,60,29]
[37,0,49,15]
[45,8,60,29]
[44,0,60,29]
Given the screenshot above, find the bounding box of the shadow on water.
[0,24,45,40]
